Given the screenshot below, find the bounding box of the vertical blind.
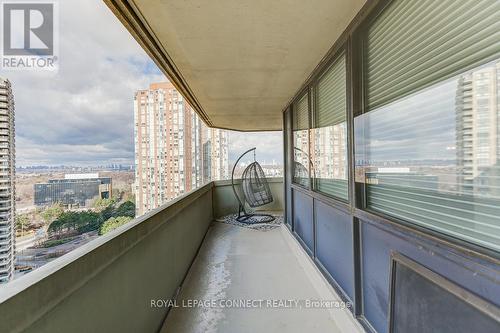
[366,0,500,111]
[316,53,347,127]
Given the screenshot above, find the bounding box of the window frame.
[283,0,500,260]
[352,0,500,257]
[310,48,350,203]
[291,88,312,189]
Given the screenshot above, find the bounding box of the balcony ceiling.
[105,0,367,131]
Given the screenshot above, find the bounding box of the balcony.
[2,1,499,332]
[0,179,361,333]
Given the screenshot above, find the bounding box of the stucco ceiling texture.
[134,0,366,131]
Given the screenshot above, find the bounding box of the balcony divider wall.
[283,0,500,332]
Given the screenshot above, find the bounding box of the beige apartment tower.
[202,127,229,182]
[456,61,500,196]
[134,82,228,216]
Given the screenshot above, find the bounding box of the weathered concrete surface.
[161,222,364,333]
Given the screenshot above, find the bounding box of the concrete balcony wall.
[0,182,214,333]
[212,177,284,218]
[0,178,285,333]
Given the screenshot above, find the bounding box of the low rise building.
[34,174,112,208]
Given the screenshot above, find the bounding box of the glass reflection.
[355,61,500,251]
[311,123,348,200]
[293,130,310,187]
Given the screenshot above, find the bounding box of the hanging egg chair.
[293,147,315,187]
[231,148,275,223]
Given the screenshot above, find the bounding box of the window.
[293,93,310,187]
[311,52,348,200]
[355,0,500,251]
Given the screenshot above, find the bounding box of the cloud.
[5,0,163,166]
[228,131,283,166]
[16,137,132,166]
[4,0,283,167]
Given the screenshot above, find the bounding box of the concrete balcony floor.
[161,220,363,333]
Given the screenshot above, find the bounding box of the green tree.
[113,201,135,218]
[99,216,132,235]
[48,211,102,236]
[41,204,64,225]
[15,214,30,236]
[92,197,115,212]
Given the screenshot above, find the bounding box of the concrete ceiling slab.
[106,0,366,131]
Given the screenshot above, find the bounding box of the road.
[15,229,45,251]
[14,230,100,279]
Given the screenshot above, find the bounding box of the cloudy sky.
[228,131,282,166]
[2,0,282,167]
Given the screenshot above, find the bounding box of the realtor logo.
[1,1,59,71]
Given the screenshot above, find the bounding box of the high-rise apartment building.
[201,127,229,182]
[456,61,500,196]
[311,123,347,181]
[0,78,15,284]
[134,82,229,216]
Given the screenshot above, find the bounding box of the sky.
[355,79,458,164]
[1,0,283,167]
[228,131,282,166]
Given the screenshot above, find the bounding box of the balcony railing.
[0,178,359,333]
[0,181,215,333]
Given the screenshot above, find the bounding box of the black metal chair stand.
[231,148,275,224]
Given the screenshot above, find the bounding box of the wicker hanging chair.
[293,147,315,187]
[231,148,275,223]
[242,161,274,207]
